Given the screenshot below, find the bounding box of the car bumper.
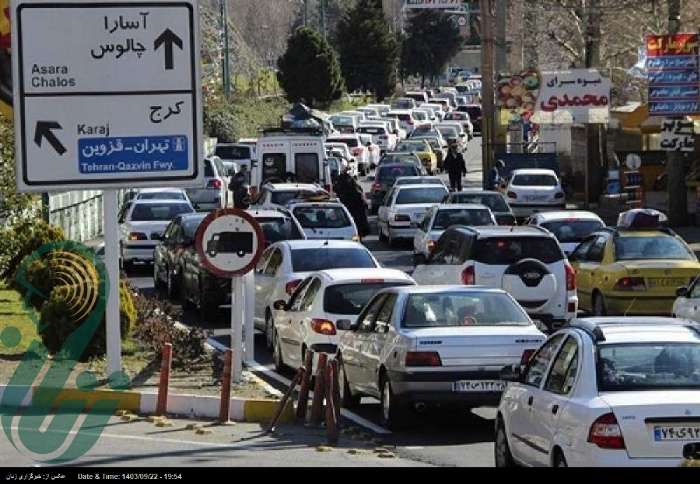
[604,294,676,316]
[121,243,157,263]
[566,447,684,467]
[388,225,418,239]
[510,203,566,217]
[387,369,504,406]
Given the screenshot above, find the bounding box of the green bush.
[1,220,64,286]
[203,98,238,142]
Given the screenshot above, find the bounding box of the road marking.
[248,361,392,435]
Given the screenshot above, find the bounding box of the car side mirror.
[499,364,523,383]
[273,300,288,311]
[336,319,354,331]
[677,287,689,298]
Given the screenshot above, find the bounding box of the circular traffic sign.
[625,154,642,170]
[195,209,265,278]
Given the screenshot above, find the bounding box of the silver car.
[336,286,546,429]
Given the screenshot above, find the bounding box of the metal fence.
[48,190,126,243]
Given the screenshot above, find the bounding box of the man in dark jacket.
[334,172,370,240]
[443,143,467,192]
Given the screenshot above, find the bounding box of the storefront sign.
[532,69,610,124]
[660,118,695,152]
[647,34,700,116]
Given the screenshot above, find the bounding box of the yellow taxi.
[394,139,438,175]
[570,227,700,316]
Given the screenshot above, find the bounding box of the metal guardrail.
[48,189,127,242]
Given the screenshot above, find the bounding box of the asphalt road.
[122,138,499,467]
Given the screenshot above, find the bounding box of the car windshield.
[614,236,695,261]
[541,220,605,243]
[324,282,411,315]
[432,209,494,230]
[402,292,531,328]
[452,193,509,212]
[215,145,249,160]
[291,248,376,272]
[511,174,558,187]
[329,138,359,148]
[330,116,353,126]
[597,343,700,391]
[130,203,193,221]
[255,217,304,244]
[474,237,564,265]
[413,111,427,120]
[396,178,440,186]
[359,127,383,135]
[411,127,436,136]
[137,192,187,200]
[437,126,458,137]
[397,142,427,152]
[396,187,447,205]
[270,190,325,206]
[293,206,351,229]
[377,165,419,182]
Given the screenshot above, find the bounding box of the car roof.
[460,225,551,238]
[278,240,367,250]
[435,203,491,211]
[381,285,508,295]
[396,184,447,191]
[388,109,413,114]
[395,176,440,181]
[137,188,186,193]
[316,268,414,284]
[453,189,502,196]
[287,201,344,209]
[131,199,191,205]
[532,211,603,222]
[511,169,558,176]
[569,317,700,344]
[245,208,291,218]
[264,183,323,191]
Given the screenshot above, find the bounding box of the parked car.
[412,226,578,330]
[255,183,329,207]
[288,201,359,241]
[377,184,449,247]
[413,204,496,264]
[254,240,381,349]
[368,163,422,214]
[504,169,566,219]
[526,211,605,256]
[119,199,196,270]
[496,317,700,467]
[185,156,230,211]
[336,286,546,429]
[570,226,700,316]
[271,268,416,372]
[444,190,516,225]
[134,188,190,202]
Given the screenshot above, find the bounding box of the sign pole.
[231,276,243,383]
[243,271,255,364]
[103,189,122,377]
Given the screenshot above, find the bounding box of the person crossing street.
[443,143,467,192]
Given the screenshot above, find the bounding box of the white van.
[251,129,332,195]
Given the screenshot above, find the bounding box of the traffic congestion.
[118,86,700,468]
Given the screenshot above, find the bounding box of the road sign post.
[195,209,265,383]
[10,0,202,377]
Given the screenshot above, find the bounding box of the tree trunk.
[584,0,605,206]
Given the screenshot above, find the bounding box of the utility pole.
[495,0,507,75]
[480,0,496,189]
[666,0,687,226]
[584,0,603,207]
[522,0,538,70]
[220,0,231,97]
[319,0,327,39]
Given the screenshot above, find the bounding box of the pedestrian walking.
[488,159,506,191]
[333,171,370,241]
[443,143,467,192]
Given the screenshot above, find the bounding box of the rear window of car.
[432,209,495,230]
[452,193,509,212]
[270,190,325,206]
[255,217,304,244]
[396,178,440,186]
[291,248,377,272]
[330,116,353,126]
[137,192,187,201]
[215,145,250,160]
[437,126,458,137]
[396,187,447,205]
[324,282,411,315]
[204,160,215,177]
[129,203,194,221]
[402,292,530,328]
[474,236,564,265]
[541,220,605,243]
[182,215,208,239]
[597,343,700,391]
[293,207,351,229]
[464,106,482,118]
[359,127,383,135]
[378,165,419,182]
[295,153,320,183]
[614,236,695,261]
[512,174,558,187]
[329,138,358,148]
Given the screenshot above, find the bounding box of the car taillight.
[588,413,626,449]
[285,279,302,295]
[507,191,517,199]
[613,277,646,291]
[128,232,147,241]
[405,351,442,367]
[311,319,337,336]
[207,179,222,189]
[461,265,475,285]
[249,186,258,198]
[565,262,576,291]
[555,192,565,199]
[520,349,536,365]
[394,214,410,222]
[427,240,437,253]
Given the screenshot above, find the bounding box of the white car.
[288,201,359,241]
[392,176,446,189]
[357,133,381,168]
[413,204,496,264]
[325,142,358,177]
[380,117,407,140]
[367,104,392,117]
[419,103,445,122]
[413,225,578,331]
[358,123,398,154]
[185,156,231,211]
[386,109,417,133]
[254,240,380,349]
[496,317,700,467]
[254,183,329,207]
[271,268,416,372]
[326,135,370,175]
[505,169,566,219]
[377,184,449,247]
[336,286,546,429]
[673,276,700,321]
[443,112,474,139]
[119,199,195,269]
[133,188,190,202]
[526,211,605,256]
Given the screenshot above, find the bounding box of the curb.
[0,384,295,424]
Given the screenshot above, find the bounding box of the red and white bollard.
[156,343,173,416]
[219,349,233,423]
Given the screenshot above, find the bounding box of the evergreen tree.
[277,27,344,107]
[336,0,400,101]
[401,10,462,87]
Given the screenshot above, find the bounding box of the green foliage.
[401,10,463,86]
[0,220,64,285]
[277,27,345,107]
[0,115,37,223]
[203,93,238,143]
[203,90,289,141]
[336,0,399,101]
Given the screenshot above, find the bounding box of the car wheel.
[273,330,286,372]
[495,418,516,467]
[338,357,361,408]
[553,449,568,467]
[593,292,607,316]
[265,311,274,351]
[379,375,406,430]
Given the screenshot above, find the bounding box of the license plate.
[647,278,687,288]
[452,380,506,393]
[525,195,545,202]
[653,425,700,441]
